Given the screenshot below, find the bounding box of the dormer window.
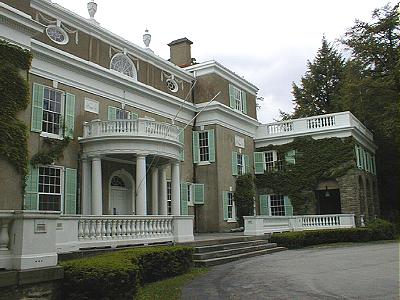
[110,53,137,79]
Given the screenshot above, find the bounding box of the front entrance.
[316,189,341,214]
[109,171,134,215]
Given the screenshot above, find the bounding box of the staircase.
[183,235,286,267]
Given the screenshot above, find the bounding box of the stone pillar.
[159,166,168,215]
[136,155,147,215]
[151,167,159,215]
[81,157,91,215]
[91,156,102,215]
[171,161,180,216]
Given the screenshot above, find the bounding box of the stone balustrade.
[244,214,356,236]
[255,111,373,140]
[83,118,180,142]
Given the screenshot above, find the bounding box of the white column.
[171,161,180,216]
[136,155,147,215]
[81,157,91,215]
[151,167,159,215]
[91,156,102,215]
[159,166,168,215]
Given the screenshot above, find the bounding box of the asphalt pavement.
[182,241,399,300]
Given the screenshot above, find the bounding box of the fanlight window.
[110,53,137,79]
[111,176,126,187]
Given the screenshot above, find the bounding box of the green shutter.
[371,155,376,175]
[192,131,200,163]
[242,91,247,114]
[223,191,229,221]
[108,106,117,120]
[244,154,250,174]
[232,152,238,176]
[228,84,235,108]
[193,184,204,204]
[254,152,264,174]
[355,145,361,168]
[129,112,139,119]
[259,195,269,216]
[24,165,39,210]
[31,83,44,133]
[178,127,185,161]
[208,129,215,162]
[180,183,188,215]
[64,93,75,139]
[284,196,293,216]
[285,150,296,165]
[64,168,77,214]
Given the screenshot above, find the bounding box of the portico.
[79,118,183,216]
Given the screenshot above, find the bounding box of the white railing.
[256,111,373,140]
[56,215,194,253]
[77,216,173,241]
[244,214,355,236]
[83,118,180,142]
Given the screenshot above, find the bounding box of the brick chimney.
[168,37,193,67]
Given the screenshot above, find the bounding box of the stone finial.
[87,0,97,19]
[143,29,151,48]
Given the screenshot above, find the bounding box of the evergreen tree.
[290,36,345,118]
[340,3,400,218]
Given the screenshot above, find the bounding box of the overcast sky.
[55,0,391,123]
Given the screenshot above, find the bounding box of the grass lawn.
[136,267,208,300]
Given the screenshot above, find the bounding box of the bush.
[60,246,193,300]
[271,221,395,249]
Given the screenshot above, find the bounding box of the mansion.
[0,0,378,270]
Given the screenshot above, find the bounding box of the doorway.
[109,170,134,215]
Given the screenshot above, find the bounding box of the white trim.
[185,60,258,95]
[30,0,194,82]
[30,40,195,125]
[195,101,260,137]
[37,164,65,213]
[45,25,69,45]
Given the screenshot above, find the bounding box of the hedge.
[60,246,193,300]
[271,219,396,249]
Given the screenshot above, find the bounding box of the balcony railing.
[82,118,181,143]
[243,214,356,235]
[256,111,373,140]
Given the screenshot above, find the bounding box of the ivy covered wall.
[0,40,32,196]
[255,136,357,214]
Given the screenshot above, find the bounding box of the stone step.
[180,234,270,247]
[194,240,274,253]
[193,243,278,260]
[194,247,287,267]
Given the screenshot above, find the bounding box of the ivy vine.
[255,136,356,213]
[30,137,70,167]
[0,40,32,192]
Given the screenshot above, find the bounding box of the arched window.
[111,176,126,187]
[110,53,137,79]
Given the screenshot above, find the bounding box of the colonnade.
[81,155,181,216]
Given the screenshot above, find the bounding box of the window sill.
[197,161,211,166]
[40,132,63,140]
[227,219,237,223]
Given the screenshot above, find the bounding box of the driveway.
[182,242,399,300]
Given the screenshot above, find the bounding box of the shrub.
[60,246,193,300]
[271,221,395,249]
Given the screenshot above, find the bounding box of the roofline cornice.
[185,60,259,95]
[30,0,194,82]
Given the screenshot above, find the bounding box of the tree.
[290,36,345,118]
[234,174,255,227]
[340,3,400,218]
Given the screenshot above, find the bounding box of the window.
[42,87,63,135]
[227,192,235,220]
[187,183,193,206]
[38,166,62,211]
[167,181,172,215]
[110,53,137,79]
[254,150,293,174]
[193,130,215,164]
[31,84,75,139]
[111,176,125,187]
[116,108,131,120]
[232,152,249,176]
[46,25,69,45]
[270,194,285,216]
[199,131,209,162]
[229,84,247,114]
[237,153,244,175]
[108,106,137,120]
